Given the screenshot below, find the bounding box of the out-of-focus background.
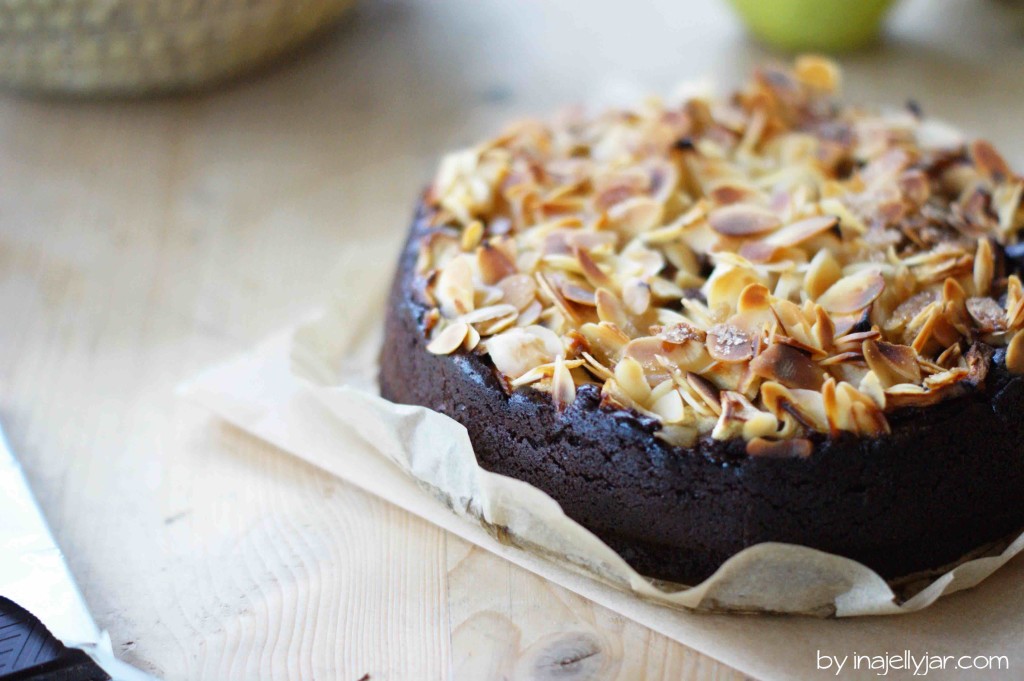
[1,0,1022,678]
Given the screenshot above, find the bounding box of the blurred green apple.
[727,0,898,52]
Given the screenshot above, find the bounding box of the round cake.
[380,57,1024,586]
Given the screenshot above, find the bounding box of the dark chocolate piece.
[0,598,108,681]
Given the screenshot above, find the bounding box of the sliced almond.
[461,220,484,251]
[1007,331,1024,375]
[607,196,663,236]
[749,343,824,390]
[971,139,1011,181]
[685,372,722,414]
[886,290,937,333]
[625,336,711,376]
[614,356,652,403]
[707,324,755,363]
[595,287,636,335]
[705,267,765,311]
[739,215,838,262]
[498,274,537,311]
[561,282,597,306]
[658,321,707,344]
[435,255,476,317]
[579,321,630,365]
[707,203,781,237]
[459,304,519,326]
[552,357,577,410]
[862,339,922,388]
[464,325,482,351]
[573,246,612,289]
[967,296,1006,333]
[426,322,470,355]
[804,249,843,300]
[816,269,886,314]
[486,326,563,380]
[535,272,580,326]
[621,278,652,315]
[477,243,517,285]
[650,386,686,423]
[973,238,994,296]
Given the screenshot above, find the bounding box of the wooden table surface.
[2,1,1022,678]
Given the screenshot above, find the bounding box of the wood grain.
[2,0,1020,678]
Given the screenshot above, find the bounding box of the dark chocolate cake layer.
[380,206,1024,586]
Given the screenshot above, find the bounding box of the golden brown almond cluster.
[415,56,1024,454]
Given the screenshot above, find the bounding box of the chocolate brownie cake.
[380,57,1024,586]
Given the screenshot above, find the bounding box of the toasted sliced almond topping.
[419,58,1020,443]
[658,321,707,344]
[685,372,722,414]
[708,203,782,237]
[1007,331,1024,375]
[749,343,825,390]
[498,274,537,311]
[816,269,886,314]
[973,238,994,296]
[608,196,664,235]
[650,386,686,423]
[561,282,597,306]
[595,287,636,335]
[707,324,755,363]
[436,255,476,317]
[573,246,613,289]
[552,357,576,410]
[459,304,519,325]
[863,339,922,388]
[971,139,1011,181]
[477,243,517,284]
[615,356,652,403]
[427,322,471,355]
[966,297,1005,333]
[486,326,563,380]
[739,215,838,262]
[464,325,481,351]
[622,278,652,315]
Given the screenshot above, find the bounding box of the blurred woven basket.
[0,0,357,96]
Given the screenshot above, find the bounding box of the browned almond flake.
[561,282,597,306]
[863,340,922,388]
[477,243,517,284]
[971,140,1011,181]
[707,324,755,363]
[707,203,782,236]
[1007,332,1024,374]
[426,322,471,355]
[573,246,612,289]
[739,215,838,262]
[659,321,707,344]
[686,372,722,413]
[816,270,886,315]
[749,343,825,390]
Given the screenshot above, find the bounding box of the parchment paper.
[181,254,1024,678]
